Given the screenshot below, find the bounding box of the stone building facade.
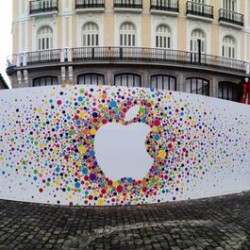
[7,0,250,101]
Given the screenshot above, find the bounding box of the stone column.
[210,77,218,98]
[142,70,150,88]
[68,66,73,83]
[23,70,29,87]
[61,67,66,83]
[106,70,113,86]
[177,73,185,92]
[17,71,23,86]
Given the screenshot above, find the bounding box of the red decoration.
[240,80,250,105]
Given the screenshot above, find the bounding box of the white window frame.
[190,29,206,53]
[119,22,136,47]
[37,26,53,51]
[222,36,236,58]
[82,22,99,47]
[155,25,171,49]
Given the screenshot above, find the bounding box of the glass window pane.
[150,75,176,91]
[33,76,58,87]
[78,74,104,85]
[219,82,238,101]
[186,78,209,96]
[115,74,141,87]
[82,22,99,47]
[120,22,136,47]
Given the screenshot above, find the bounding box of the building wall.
[9,0,250,101]
[12,0,250,58]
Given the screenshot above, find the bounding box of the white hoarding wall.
[0,85,249,205]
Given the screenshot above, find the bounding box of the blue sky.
[0,2,12,87]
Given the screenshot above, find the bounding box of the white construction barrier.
[0,85,249,205]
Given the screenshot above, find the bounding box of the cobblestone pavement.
[0,191,249,250]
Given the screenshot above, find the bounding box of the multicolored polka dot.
[0,85,249,206]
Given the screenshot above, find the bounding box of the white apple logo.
[94,105,154,180]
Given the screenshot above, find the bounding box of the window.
[37,26,53,50]
[33,76,58,87]
[120,22,136,47]
[222,36,236,58]
[190,29,205,53]
[155,25,171,49]
[218,82,239,102]
[190,29,206,63]
[186,78,209,96]
[114,73,141,87]
[191,0,205,12]
[82,22,99,47]
[150,75,176,91]
[77,73,104,85]
[223,0,236,11]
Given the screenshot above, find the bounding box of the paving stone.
[0,191,249,249]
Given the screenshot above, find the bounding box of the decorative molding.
[114,13,141,46]
[219,26,240,59]
[186,20,211,54]
[31,16,57,50]
[151,15,178,49]
[77,13,104,47]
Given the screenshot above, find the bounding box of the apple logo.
[94,105,154,180]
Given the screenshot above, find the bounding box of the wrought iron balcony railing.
[75,0,105,10]
[114,0,142,9]
[150,0,179,13]
[186,1,213,19]
[219,9,244,26]
[16,49,61,66]
[30,0,58,15]
[9,47,246,75]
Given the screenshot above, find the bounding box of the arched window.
[150,75,176,91]
[190,29,206,53]
[77,73,104,85]
[33,76,58,87]
[218,81,239,102]
[119,22,136,47]
[37,26,53,50]
[186,77,209,96]
[82,22,99,47]
[155,25,171,49]
[222,36,236,58]
[114,73,141,87]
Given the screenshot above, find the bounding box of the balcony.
[75,0,105,12]
[219,9,244,27]
[11,50,61,67]
[8,47,246,77]
[29,0,58,16]
[150,0,179,15]
[114,0,142,12]
[186,1,213,20]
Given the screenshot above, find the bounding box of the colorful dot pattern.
[0,85,249,206]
